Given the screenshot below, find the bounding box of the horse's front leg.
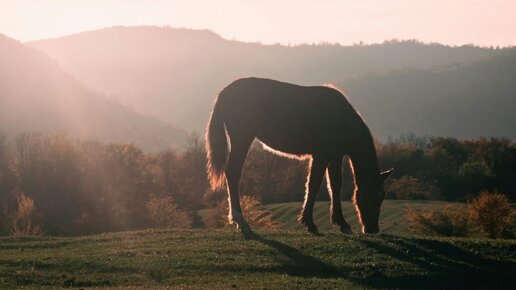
[328,156,352,234]
[298,155,330,235]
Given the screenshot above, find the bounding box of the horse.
[205,77,393,237]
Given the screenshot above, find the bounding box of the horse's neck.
[349,150,379,188]
[348,122,380,188]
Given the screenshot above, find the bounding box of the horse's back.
[217,78,356,155]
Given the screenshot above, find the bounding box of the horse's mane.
[320,83,348,97]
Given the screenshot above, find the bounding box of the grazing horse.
[206,77,392,237]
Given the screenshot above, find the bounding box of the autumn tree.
[15,134,83,234]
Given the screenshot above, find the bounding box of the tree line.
[0,132,514,236]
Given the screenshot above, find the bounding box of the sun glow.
[1,0,515,46]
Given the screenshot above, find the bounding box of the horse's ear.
[380,168,394,181]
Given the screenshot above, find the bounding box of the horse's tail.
[206,97,229,191]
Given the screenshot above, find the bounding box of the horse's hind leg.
[298,155,330,235]
[328,156,352,234]
[225,134,254,238]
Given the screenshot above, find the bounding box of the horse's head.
[354,168,393,234]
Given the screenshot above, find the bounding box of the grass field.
[1,200,514,289]
[1,228,515,289]
[265,200,459,234]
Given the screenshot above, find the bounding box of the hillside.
[0,229,514,289]
[29,26,503,135]
[265,200,460,234]
[341,50,516,139]
[0,34,187,151]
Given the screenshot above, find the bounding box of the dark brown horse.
[206,77,392,237]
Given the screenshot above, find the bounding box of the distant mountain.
[0,34,187,151]
[340,49,516,139]
[30,26,500,134]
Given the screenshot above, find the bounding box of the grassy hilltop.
[1,228,515,289]
[266,200,458,234]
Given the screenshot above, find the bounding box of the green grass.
[266,200,460,234]
[0,229,515,289]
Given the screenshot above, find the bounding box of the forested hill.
[341,49,516,139]
[0,34,187,151]
[29,26,513,139]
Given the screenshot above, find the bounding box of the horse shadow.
[249,233,347,278]
[249,232,515,289]
[350,234,516,289]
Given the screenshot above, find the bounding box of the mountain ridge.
[30,26,504,134]
[0,33,188,151]
[18,26,516,140]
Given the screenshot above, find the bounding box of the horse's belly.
[255,113,346,157]
[256,126,321,156]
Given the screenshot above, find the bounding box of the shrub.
[146,194,191,229]
[202,195,279,230]
[201,200,228,229]
[468,191,514,238]
[9,190,42,236]
[240,195,279,230]
[406,205,469,237]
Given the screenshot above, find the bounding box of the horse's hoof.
[306,225,321,236]
[237,223,256,240]
[298,216,319,235]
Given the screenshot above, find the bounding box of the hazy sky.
[1,0,515,46]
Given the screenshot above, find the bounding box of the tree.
[15,134,83,234]
[175,132,210,212]
[386,176,441,200]
[0,133,18,235]
[102,143,151,230]
[240,142,308,204]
